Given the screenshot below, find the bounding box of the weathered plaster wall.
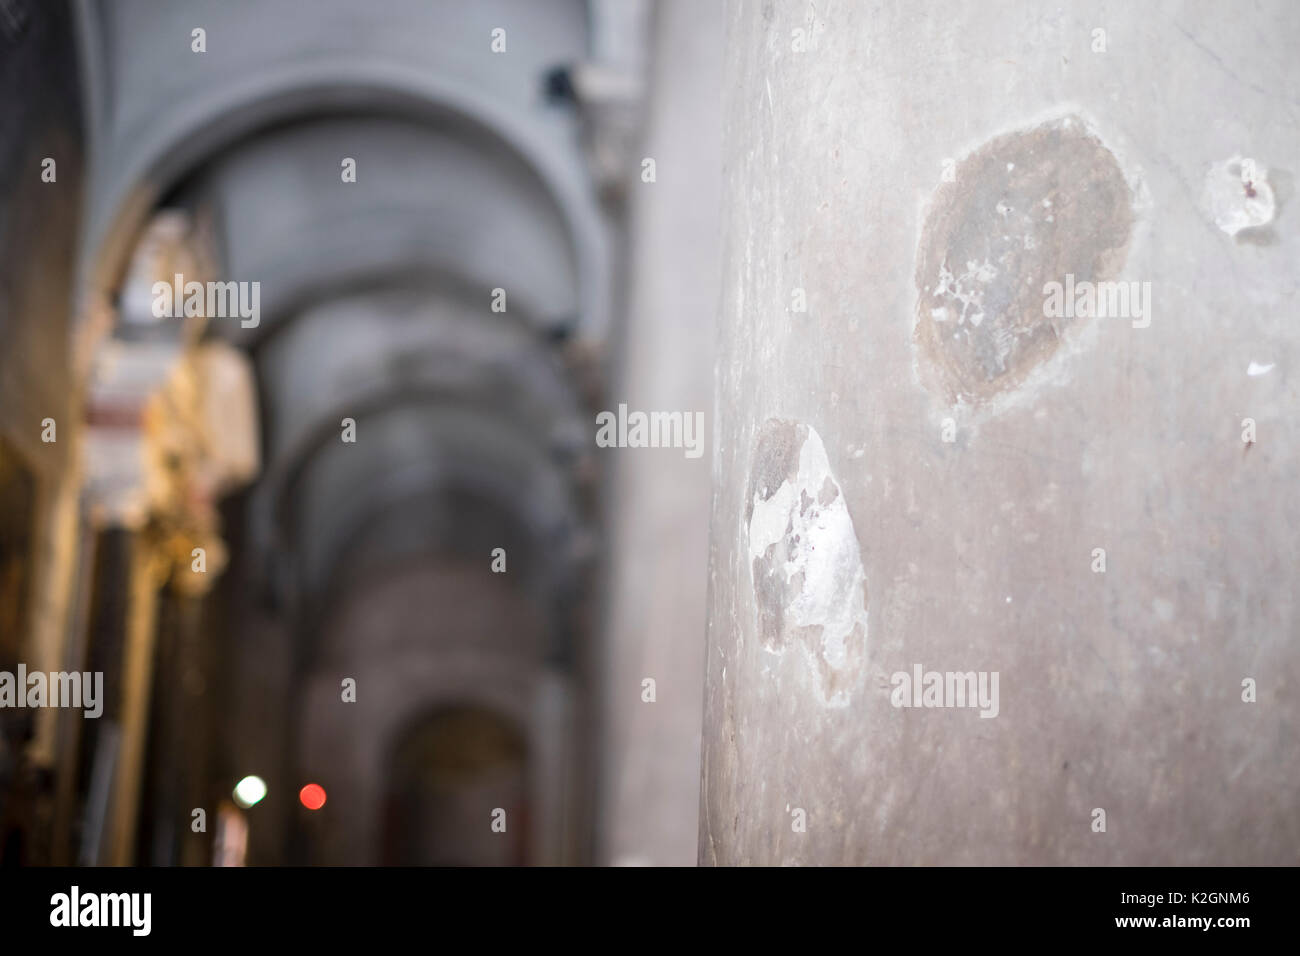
[701,0,1299,865]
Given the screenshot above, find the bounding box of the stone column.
[701,0,1300,865]
[103,535,166,865]
[598,0,722,866]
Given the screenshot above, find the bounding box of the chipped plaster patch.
[1205,155,1276,237]
[746,419,867,707]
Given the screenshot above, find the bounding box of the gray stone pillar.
[701,0,1300,865]
[598,0,722,866]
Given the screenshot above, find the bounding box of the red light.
[299,783,327,810]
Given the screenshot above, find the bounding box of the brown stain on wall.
[914,115,1135,405]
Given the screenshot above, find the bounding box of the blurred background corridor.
[0,0,720,866]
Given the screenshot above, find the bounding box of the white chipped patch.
[747,423,867,706]
[1205,156,1276,236]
